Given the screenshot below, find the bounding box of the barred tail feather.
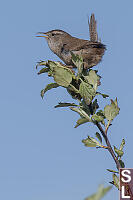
[89,13,98,42]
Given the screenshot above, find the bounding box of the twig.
[95,122,121,170]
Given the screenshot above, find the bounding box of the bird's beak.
[36,32,48,38]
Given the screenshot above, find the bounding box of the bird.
[36,14,106,69]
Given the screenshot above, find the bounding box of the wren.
[37,14,106,69]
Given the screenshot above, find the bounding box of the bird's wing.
[88,13,98,42]
[62,40,105,53]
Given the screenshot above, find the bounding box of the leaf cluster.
[36,55,120,147]
[36,53,125,192]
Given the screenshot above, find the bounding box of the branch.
[95,122,121,170]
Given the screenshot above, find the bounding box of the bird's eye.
[51,33,55,36]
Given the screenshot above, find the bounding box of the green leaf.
[41,89,45,99]
[40,83,59,98]
[82,136,103,148]
[96,132,102,144]
[53,66,73,87]
[119,159,125,168]
[71,52,83,76]
[107,169,119,173]
[36,61,47,69]
[70,107,92,121]
[112,174,119,189]
[85,185,112,200]
[83,70,100,91]
[96,111,105,125]
[79,80,96,105]
[104,98,120,122]
[82,136,97,147]
[114,98,118,106]
[75,118,89,128]
[68,84,79,94]
[120,139,125,151]
[92,114,105,124]
[96,92,109,98]
[114,146,124,157]
[41,61,74,87]
[37,67,49,75]
[46,60,59,70]
[55,102,78,108]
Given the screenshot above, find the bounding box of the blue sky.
[0,0,133,199]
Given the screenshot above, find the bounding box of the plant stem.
[95,122,121,170]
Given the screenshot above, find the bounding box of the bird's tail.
[92,43,106,49]
[88,13,98,42]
